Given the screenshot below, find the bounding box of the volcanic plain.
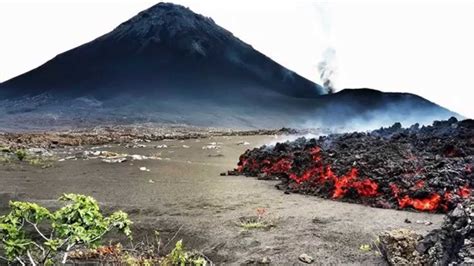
[0,131,444,264]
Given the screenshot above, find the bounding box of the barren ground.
[0,134,444,264]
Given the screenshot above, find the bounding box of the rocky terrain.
[225,117,474,264]
[229,117,473,213]
[0,125,321,149]
[379,196,474,265]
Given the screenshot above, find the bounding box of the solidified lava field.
[230,117,474,213]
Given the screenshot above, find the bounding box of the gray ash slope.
[0,3,459,130]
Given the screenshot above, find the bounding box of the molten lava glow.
[390,183,401,197]
[415,180,425,189]
[353,179,379,197]
[336,170,380,198]
[390,183,456,212]
[398,193,442,211]
[236,146,469,213]
[262,158,292,175]
[444,191,453,201]
[240,147,379,199]
[237,158,259,172]
[237,158,247,172]
[459,185,471,198]
[290,165,378,198]
[289,167,322,184]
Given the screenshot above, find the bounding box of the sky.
[0,0,473,118]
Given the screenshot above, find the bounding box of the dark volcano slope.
[0,3,323,99]
[0,3,459,130]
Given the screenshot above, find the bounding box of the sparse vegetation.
[67,230,210,265]
[161,240,207,266]
[359,244,372,252]
[0,197,213,265]
[0,194,132,265]
[239,218,267,230]
[238,208,274,230]
[27,157,54,169]
[0,147,55,168]
[15,149,27,161]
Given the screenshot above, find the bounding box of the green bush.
[0,194,132,265]
[162,240,207,266]
[15,149,27,161]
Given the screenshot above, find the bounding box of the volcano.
[0,3,459,130]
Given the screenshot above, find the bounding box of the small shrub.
[360,244,372,252]
[239,218,267,230]
[15,149,27,161]
[162,240,207,266]
[0,194,132,265]
[238,208,273,230]
[27,157,54,169]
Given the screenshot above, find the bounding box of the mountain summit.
[0,3,458,130]
[0,2,324,99]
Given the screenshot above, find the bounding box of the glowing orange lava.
[459,185,471,198]
[398,193,442,211]
[236,145,470,213]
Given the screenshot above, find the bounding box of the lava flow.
[235,145,465,212]
[229,118,474,213]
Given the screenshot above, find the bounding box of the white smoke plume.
[315,3,337,94]
[318,47,337,94]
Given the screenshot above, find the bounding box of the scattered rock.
[417,198,474,264]
[260,256,271,264]
[27,148,53,157]
[380,198,474,265]
[202,144,220,150]
[102,157,127,163]
[208,153,224,157]
[415,220,432,226]
[378,229,426,265]
[155,144,168,149]
[130,154,148,161]
[298,253,314,264]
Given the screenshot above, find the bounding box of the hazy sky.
[0,0,473,118]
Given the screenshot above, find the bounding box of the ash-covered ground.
[0,124,449,264]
